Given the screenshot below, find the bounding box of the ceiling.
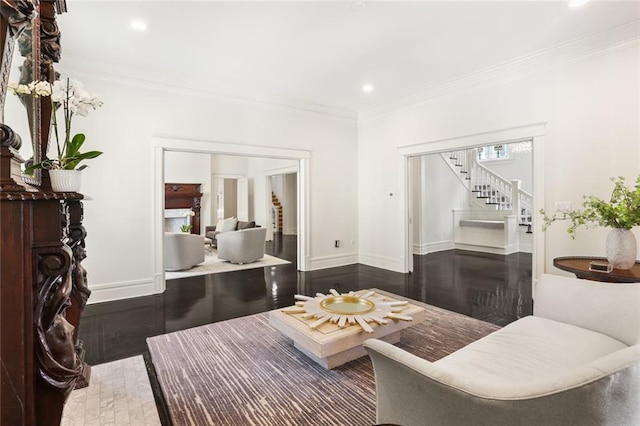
[58,1,640,115]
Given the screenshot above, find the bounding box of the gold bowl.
[319,296,375,315]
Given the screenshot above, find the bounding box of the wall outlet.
[335,240,340,248]
[555,201,571,211]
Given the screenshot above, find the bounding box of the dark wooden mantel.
[165,183,202,234]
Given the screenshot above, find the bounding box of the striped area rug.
[147,291,500,426]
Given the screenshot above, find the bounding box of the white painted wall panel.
[33,76,357,300]
[359,44,640,274]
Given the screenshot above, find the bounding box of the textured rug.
[147,290,500,426]
[61,356,161,426]
[165,252,291,280]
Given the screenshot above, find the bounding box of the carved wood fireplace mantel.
[1,1,92,424]
[165,183,202,234]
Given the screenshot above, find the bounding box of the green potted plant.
[540,175,640,269]
[10,78,103,191]
[181,210,195,233]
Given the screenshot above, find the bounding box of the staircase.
[442,149,533,230]
[271,192,283,233]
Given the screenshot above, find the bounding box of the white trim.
[360,21,640,119]
[87,279,156,305]
[359,253,404,273]
[265,165,298,175]
[308,253,358,271]
[413,240,455,255]
[153,137,312,297]
[453,243,517,256]
[60,56,357,120]
[400,123,545,281]
[155,137,311,160]
[532,134,545,293]
[398,123,546,157]
[212,173,246,180]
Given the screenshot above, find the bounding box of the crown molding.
[58,57,358,121]
[359,20,640,120]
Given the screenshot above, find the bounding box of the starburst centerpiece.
[282,289,414,333]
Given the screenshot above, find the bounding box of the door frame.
[265,165,299,242]
[152,137,311,295]
[398,123,546,285]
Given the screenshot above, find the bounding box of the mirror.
[1,0,41,185]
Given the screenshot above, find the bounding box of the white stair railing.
[443,150,533,225]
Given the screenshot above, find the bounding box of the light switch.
[555,201,571,211]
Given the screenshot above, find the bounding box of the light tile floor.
[61,355,161,426]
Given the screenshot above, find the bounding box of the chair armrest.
[364,339,640,426]
[534,274,640,346]
[205,225,217,232]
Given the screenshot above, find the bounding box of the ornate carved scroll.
[33,242,82,417]
[64,200,92,388]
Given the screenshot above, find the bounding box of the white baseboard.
[454,243,517,256]
[87,278,158,304]
[308,252,358,270]
[359,253,404,273]
[413,240,455,255]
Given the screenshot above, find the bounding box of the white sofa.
[164,232,205,271]
[364,273,640,426]
[217,227,267,264]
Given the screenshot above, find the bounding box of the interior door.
[236,178,249,222]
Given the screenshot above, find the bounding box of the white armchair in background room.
[216,228,267,264]
[164,232,205,271]
[364,273,640,426]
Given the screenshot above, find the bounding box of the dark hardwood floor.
[78,234,532,366]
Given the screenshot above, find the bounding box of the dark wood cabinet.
[165,183,203,234]
[1,1,90,424]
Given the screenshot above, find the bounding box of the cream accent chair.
[164,232,205,271]
[364,273,640,426]
[216,227,267,264]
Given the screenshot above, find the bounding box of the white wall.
[164,151,212,234]
[56,73,357,303]
[415,155,469,254]
[358,43,640,275]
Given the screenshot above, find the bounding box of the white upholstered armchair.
[217,227,267,264]
[164,232,205,271]
[364,273,640,426]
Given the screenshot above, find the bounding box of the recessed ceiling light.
[362,84,374,93]
[130,19,148,32]
[568,0,589,8]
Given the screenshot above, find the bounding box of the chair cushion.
[237,221,256,230]
[216,217,238,232]
[434,316,628,384]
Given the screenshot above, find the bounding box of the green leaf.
[66,133,86,157]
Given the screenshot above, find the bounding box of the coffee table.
[269,290,426,369]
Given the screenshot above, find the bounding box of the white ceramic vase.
[49,169,82,192]
[606,228,637,270]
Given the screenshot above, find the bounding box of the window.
[477,144,508,161]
